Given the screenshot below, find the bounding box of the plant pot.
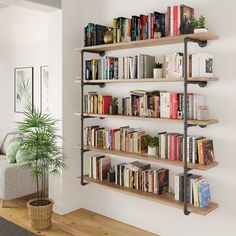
[153,68,163,79]
[110,105,118,115]
[148,146,157,156]
[27,198,54,230]
[154,32,162,39]
[194,28,208,33]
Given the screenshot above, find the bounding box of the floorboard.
[0,196,158,236]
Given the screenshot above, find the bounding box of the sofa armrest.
[0,163,47,201]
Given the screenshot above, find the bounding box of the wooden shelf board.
[77,145,219,171]
[80,77,218,84]
[75,113,218,126]
[76,33,218,52]
[80,175,218,216]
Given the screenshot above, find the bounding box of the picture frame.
[40,66,49,114]
[14,67,34,113]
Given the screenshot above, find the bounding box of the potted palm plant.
[144,135,158,156]
[16,106,66,230]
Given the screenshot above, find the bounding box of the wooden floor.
[0,196,158,236]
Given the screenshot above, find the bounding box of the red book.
[166,7,171,37]
[170,93,179,119]
[173,6,178,36]
[151,13,154,39]
[140,15,148,40]
[110,129,115,150]
[102,96,112,114]
[176,135,179,161]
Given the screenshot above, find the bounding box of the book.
[102,96,112,114]
[191,53,214,77]
[198,181,211,208]
[202,139,215,164]
[180,5,194,34]
[99,157,111,180]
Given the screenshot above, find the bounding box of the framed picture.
[14,67,34,113]
[40,66,49,114]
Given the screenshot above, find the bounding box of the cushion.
[6,141,20,164]
[1,133,16,155]
[0,133,6,153]
[16,149,30,164]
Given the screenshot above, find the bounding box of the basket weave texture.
[27,198,54,230]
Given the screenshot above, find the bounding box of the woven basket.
[27,198,54,230]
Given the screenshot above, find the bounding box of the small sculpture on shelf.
[191,15,208,33]
[104,27,114,44]
[107,166,115,182]
[110,97,118,115]
[153,62,163,79]
[144,135,158,156]
[154,25,162,39]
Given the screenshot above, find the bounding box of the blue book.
[198,182,211,208]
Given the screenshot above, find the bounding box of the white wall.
[0,6,49,132]
[57,0,236,235]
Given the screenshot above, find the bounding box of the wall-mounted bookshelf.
[75,112,218,127]
[76,32,218,53]
[76,32,219,216]
[79,175,218,216]
[77,145,219,171]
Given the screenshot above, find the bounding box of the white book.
[160,92,170,118]
[118,57,124,79]
[175,173,184,201]
[160,133,166,159]
[137,54,144,78]
[189,94,194,120]
[89,157,93,178]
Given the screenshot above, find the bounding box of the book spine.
[113,18,117,43]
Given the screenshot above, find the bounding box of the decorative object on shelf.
[110,97,118,115]
[40,66,49,114]
[14,67,34,113]
[192,15,208,33]
[16,106,67,230]
[107,167,115,182]
[197,105,209,121]
[144,136,158,156]
[104,27,114,44]
[154,27,162,39]
[153,63,163,79]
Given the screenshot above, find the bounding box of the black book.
[85,60,92,80]
[158,169,169,195]
[180,5,194,34]
[95,24,108,45]
[202,139,215,164]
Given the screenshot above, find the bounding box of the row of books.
[175,173,211,208]
[83,92,112,114]
[85,55,155,80]
[114,161,169,195]
[88,156,211,208]
[89,158,169,195]
[123,90,205,120]
[84,125,215,165]
[84,53,214,81]
[158,133,215,164]
[89,154,111,180]
[84,5,195,46]
[84,125,147,154]
[84,90,206,120]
